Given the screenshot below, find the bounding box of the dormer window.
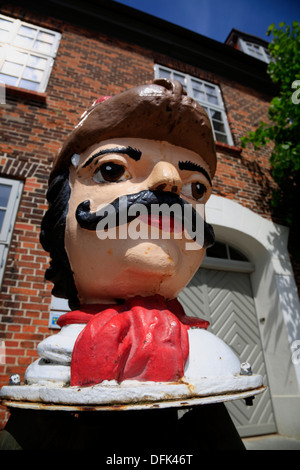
[238,38,271,64]
[225,29,271,64]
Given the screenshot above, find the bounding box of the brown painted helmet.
[50,78,217,182]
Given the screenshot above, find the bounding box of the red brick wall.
[0,5,290,428]
[0,5,154,427]
[153,52,278,220]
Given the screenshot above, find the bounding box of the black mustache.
[75,190,215,248]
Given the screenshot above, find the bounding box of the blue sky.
[115,0,300,43]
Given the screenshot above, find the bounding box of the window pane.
[206,242,228,259]
[1,61,23,77]
[229,246,248,262]
[205,84,217,96]
[209,109,222,121]
[19,78,39,91]
[8,49,27,65]
[0,73,18,86]
[33,40,52,54]
[0,18,13,40]
[191,79,202,91]
[212,120,225,133]
[0,184,11,207]
[23,66,43,82]
[173,73,185,85]
[158,68,171,79]
[193,89,205,101]
[27,55,48,70]
[206,93,218,105]
[37,31,55,44]
[0,209,5,231]
[214,132,228,143]
[0,18,13,30]
[14,35,34,49]
[19,25,36,39]
[0,29,11,41]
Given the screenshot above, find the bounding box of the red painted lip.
[138,214,184,233]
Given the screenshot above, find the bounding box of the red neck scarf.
[58,295,208,387]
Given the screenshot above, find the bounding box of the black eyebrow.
[82,146,142,168]
[178,160,212,186]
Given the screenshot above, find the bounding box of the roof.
[225,28,270,49]
[9,0,276,95]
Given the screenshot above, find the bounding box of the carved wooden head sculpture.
[40,78,216,310]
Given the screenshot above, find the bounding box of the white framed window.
[0,14,61,93]
[202,241,254,273]
[238,38,270,64]
[154,64,233,145]
[0,177,23,287]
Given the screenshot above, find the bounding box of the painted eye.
[93,162,130,183]
[191,182,207,200]
[182,182,207,201]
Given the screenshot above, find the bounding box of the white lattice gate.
[179,267,276,437]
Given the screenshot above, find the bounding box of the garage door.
[179,242,277,437]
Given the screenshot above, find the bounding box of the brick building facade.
[1,0,299,437]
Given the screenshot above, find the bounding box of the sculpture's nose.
[147,162,182,194]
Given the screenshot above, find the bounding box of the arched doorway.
[179,241,277,437]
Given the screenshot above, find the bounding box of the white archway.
[206,195,300,438]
